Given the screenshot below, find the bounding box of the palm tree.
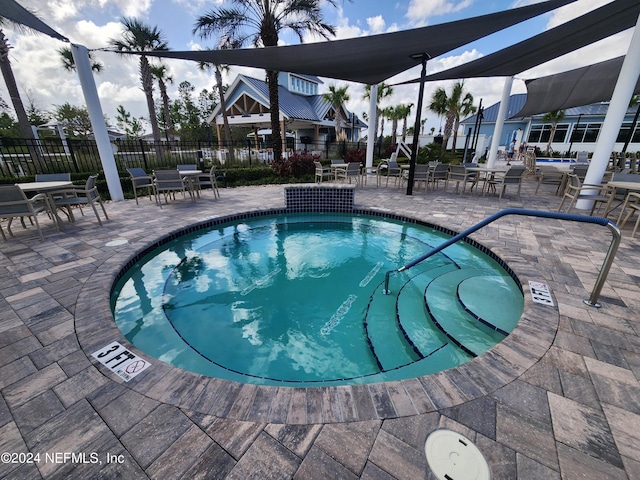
[59,47,103,73]
[194,0,344,162]
[110,18,168,160]
[386,106,403,146]
[322,84,350,142]
[395,103,413,143]
[363,82,393,142]
[428,87,448,143]
[542,109,566,155]
[378,106,394,145]
[0,18,37,145]
[198,55,235,163]
[429,82,475,153]
[149,63,175,143]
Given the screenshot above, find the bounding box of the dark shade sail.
[126,0,575,85]
[514,56,640,117]
[394,0,640,84]
[0,0,68,42]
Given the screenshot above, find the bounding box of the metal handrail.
[382,208,621,308]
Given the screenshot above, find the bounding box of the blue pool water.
[111,212,524,386]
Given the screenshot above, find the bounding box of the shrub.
[417,143,445,164]
[342,148,365,163]
[270,152,318,177]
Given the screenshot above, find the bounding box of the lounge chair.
[50,174,109,226]
[0,185,53,241]
[126,167,157,205]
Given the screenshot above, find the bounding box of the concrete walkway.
[1,170,639,479]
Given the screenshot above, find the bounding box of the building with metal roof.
[461,94,640,157]
[207,73,366,152]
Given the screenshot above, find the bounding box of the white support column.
[577,12,640,210]
[71,44,123,201]
[487,76,514,168]
[365,84,378,170]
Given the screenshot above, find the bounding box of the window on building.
[569,123,601,143]
[527,123,568,143]
[617,121,640,143]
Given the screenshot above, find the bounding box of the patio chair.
[427,163,449,191]
[572,164,589,181]
[335,162,361,186]
[382,158,403,187]
[445,165,477,194]
[126,167,157,205]
[535,166,565,194]
[177,164,198,171]
[617,192,640,238]
[50,174,109,226]
[314,161,333,183]
[402,164,429,192]
[0,185,53,241]
[557,174,613,216]
[35,173,71,182]
[194,165,220,198]
[35,173,72,202]
[153,169,194,205]
[484,165,526,199]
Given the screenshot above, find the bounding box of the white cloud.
[366,15,386,34]
[405,0,474,26]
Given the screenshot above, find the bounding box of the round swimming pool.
[111,212,523,386]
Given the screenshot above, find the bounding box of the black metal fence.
[0,137,384,179]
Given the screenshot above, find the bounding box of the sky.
[0,0,636,136]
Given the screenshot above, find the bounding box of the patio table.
[466,167,508,195]
[178,170,202,198]
[606,180,640,221]
[18,180,73,230]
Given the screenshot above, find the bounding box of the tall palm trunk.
[0,29,40,164]
[157,78,175,143]
[266,69,282,161]
[442,113,455,152]
[139,55,163,160]
[261,12,283,162]
[215,65,235,163]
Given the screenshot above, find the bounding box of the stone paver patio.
[1,167,639,479]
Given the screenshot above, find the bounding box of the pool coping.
[75,208,560,425]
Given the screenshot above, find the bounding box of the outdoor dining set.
[317,156,527,199]
[126,165,221,207]
[0,165,221,241]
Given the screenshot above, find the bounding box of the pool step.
[425,269,506,357]
[457,275,523,335]
[396,264,459,359]
[364,260,451,372]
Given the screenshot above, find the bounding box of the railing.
[383,208,621,308]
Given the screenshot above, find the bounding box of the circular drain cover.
[105,239,128,247]
[425,429,491,480]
